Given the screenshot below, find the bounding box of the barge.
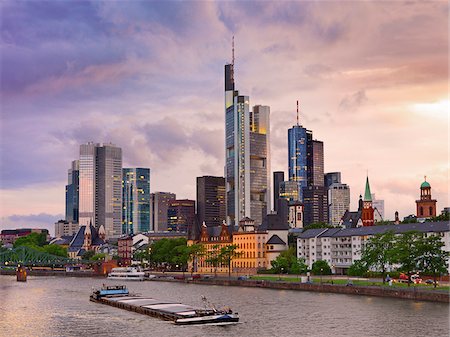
[90,285,239,325]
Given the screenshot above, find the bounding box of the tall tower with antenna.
[224,37,271,226]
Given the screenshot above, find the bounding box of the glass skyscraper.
[78,142,122,238]
[225,59,270,226]
[122,168,150,235]
[65,160,79,223]
[288,125,312,201]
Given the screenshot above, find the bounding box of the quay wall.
[158,278,450,304]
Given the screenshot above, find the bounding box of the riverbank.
[150,277,450,304]
[2,269,448,303]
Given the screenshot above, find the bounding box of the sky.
[0,1,448,234]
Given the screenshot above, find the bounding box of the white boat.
[107,267,145,281]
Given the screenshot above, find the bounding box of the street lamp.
[320,268,323,284]
[331,264,335,285]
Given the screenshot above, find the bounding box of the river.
[0,276,448,337]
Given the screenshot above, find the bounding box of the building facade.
[371,193,384,221]
[288,124,311,201]
[297,222,450,273]
[196,176,226,228]
[328,183,350,226]
[122,168,151,235]
[273,171,285,212]
[150,192,176,232]
[65,160,79,223]
[78,142,122,238]
[55,220,80,238]
[224,58,270,226]
[167,199,196,233]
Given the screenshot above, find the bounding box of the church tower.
[416,177,437,218]
[361,176,374,226]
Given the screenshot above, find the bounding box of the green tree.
[311,260,331,275]
[81,250,96,260]
[270,247,307,274]
[302,223,335,232]
[205,244,221,277]
[392,231,423,287]
[0,241,6,253]
[416,234,449,287]
[42,244,68,257]
[348,260,368,277]
[187,243,205,274]
[13,232,47,248]
[91,253,107,261]
[172,245,190,275]
[361,231,396,283]
[149,238,188,269]
[219,244,240,279]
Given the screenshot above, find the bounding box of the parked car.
[425,279,437,285]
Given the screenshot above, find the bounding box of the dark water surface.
[1,276,448,337]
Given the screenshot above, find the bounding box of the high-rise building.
[196,176,226,227]
[279,180,299,203]
[325,172,341,189]
[224,47,270,226]
[328,183,350,226]
[150,192,176,231]
[78,142,122,238]
[65,160,79,223]
[273,171,284,212]
[167,199,195,233]
[122,168,150,235]
[371,193,384,221]
[288,124,312,201]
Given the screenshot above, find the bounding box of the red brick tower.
[416,177,437,218]
[361,176,374,226]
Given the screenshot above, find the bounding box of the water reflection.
[0,276,448,337]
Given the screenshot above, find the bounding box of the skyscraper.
[325,172,341,189]
[167,199,195,233]
[288,103,327,225]
[150,192,176,231]
[65,160,79,223]
[122,168,150,235]
[224,42,270,225]
[371,193,385,221]
[328,182,350,226]
[273,171,284,212]
[78,142,122,238]
[196,176,226,227]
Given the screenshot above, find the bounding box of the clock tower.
[416,177,437,219]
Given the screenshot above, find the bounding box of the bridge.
[0,246,81,267]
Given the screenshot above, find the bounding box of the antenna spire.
[232,36,235,66]
[296,100,299,126]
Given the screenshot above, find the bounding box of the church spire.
[364,176,372,202]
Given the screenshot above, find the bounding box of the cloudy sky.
[1,1,448,233]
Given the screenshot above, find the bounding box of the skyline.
[0,1,448,233]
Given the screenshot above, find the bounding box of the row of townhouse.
[296,221,450,274]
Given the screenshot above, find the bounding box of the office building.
[150,192,176,231]
[273,171,284,212]
[325,172,341,189]
[371,193,385,221]
[224,46,270,226]
[288,122,311,201]
[167,199,195,233]
[78,142,122,238]
[122,168,151,235]
[328,183,350,226]
[279,180,299,202]
[65,160,79,223]
[196,176,226,227]
[55,220,79,238]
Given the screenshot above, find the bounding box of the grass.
[249,275,450,292]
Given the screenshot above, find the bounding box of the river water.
[0,275,448,337]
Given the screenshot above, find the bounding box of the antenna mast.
[231,36,235,83]
[296,100,299,126]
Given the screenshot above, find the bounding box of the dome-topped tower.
[416,176,437,219]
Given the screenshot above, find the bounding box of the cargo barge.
[90,285,239,325]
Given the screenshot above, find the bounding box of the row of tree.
[12,232,68,257]
[350,231,448,287]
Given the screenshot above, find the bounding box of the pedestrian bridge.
[0,246,79,266]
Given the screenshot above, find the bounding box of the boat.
[90,285,239,325]
[107,267,145,281]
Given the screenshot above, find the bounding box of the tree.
[416,234,449,288]
[205,244,221,277]
[219,244,240,279]
[302,223,335,232]
[149,238,188,269]
[91,253,107,261]
[187,243,205,274]
[361,231,396,283]
[348,260,368,277]
[13,232,47,248]
[391,231,423,287]
[42,244,68,257]
[311,260,331,275]
[172,245,190,275]
[0,241,6,253]
[81,250,96,260]
[270,247,307,274]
